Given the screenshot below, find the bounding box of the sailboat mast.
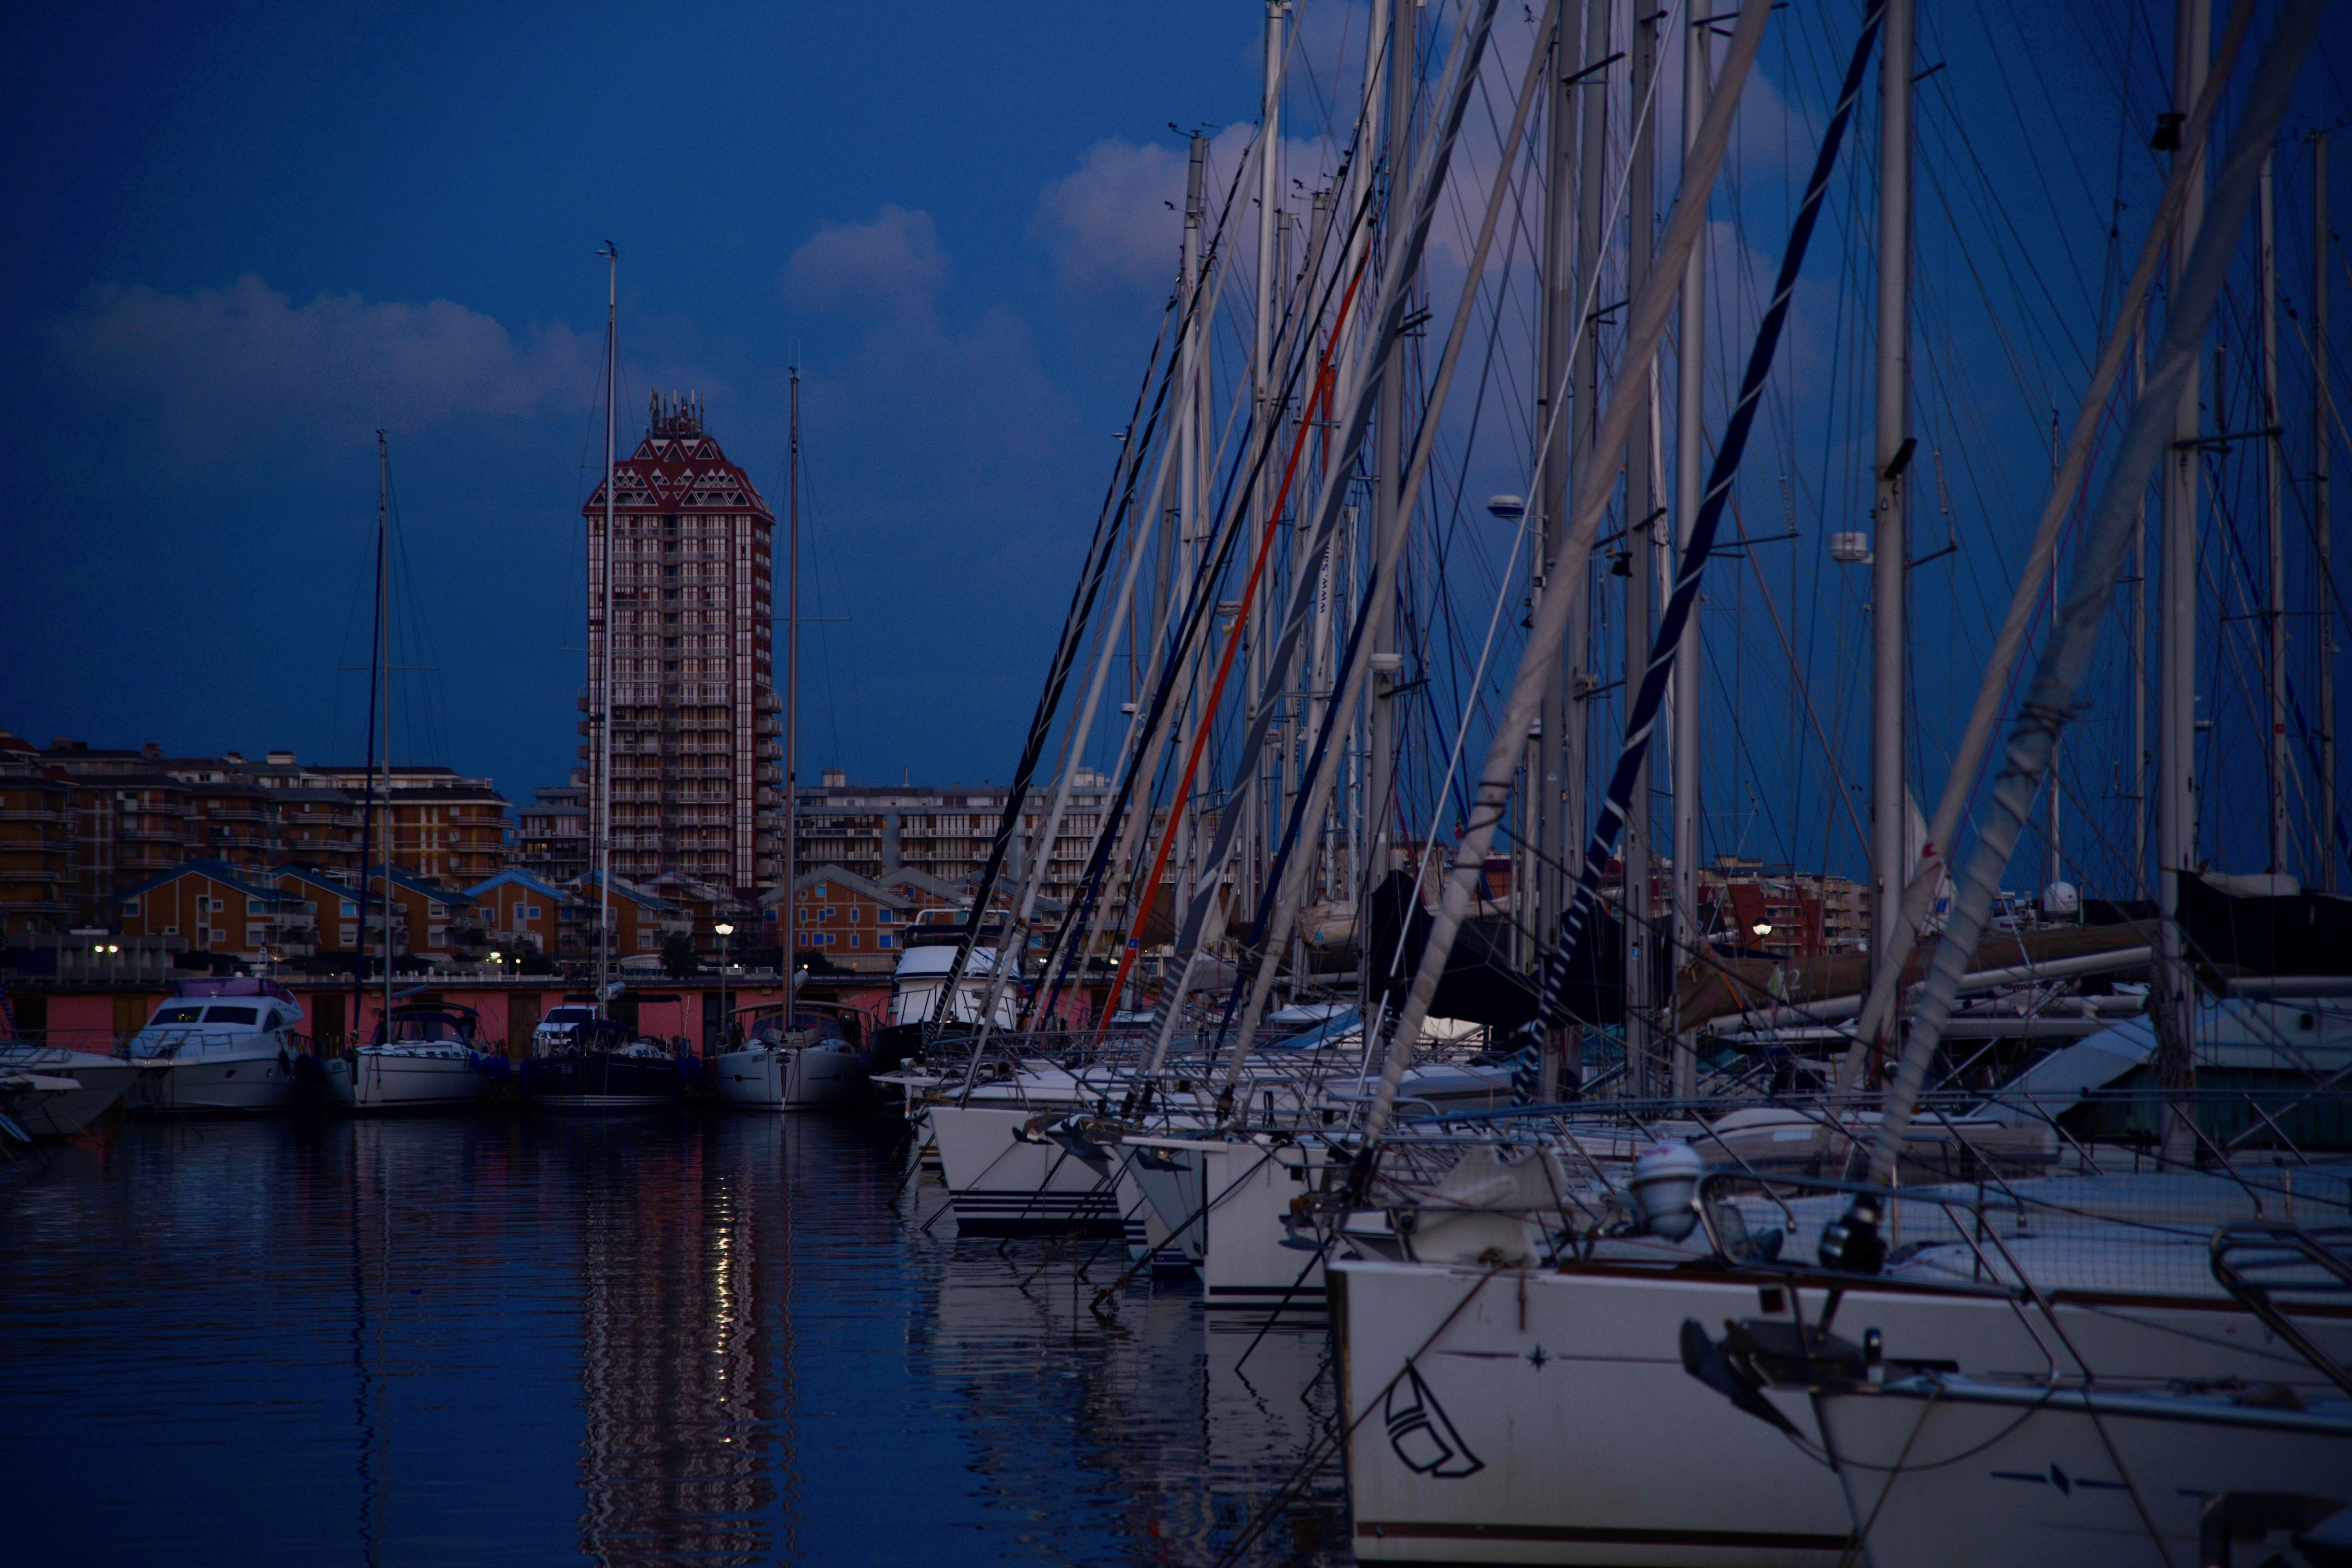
[1869,0,1913,987]
[1624,0,1660,1093]
[1566,0,1609,905]
[2047,409,2063,896]
[784,367,800,1003]
[1670,10,1711,1098]
[2260,152,2289,873]
[377,433,393,1046]
[2318,130,2336,890]
[1534,0,1576,1092]
[1250,0,1285,912]
[353,432,387,1047]
[596,244,618,1018]
[2157,0,2210,1167]
[1367,0,1412,926]
[2135,325,2150,896]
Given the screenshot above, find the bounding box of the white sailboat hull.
[326,1051,487,1111]
[1817,1378,2352,1568]
[0,1050,139,1137]
[715,1046,872,1110]
[1131,1137,1334,1308]
[1333,1257,2352,1565]
[928,1102,1124,1233]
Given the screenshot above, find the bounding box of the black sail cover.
[1365,871,1626,1029]
[2178,874,2352,978]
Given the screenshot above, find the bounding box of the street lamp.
[713,922,735,1050]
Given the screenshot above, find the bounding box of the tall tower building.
[583,393,782,900]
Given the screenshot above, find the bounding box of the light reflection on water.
[0,1114,1349,1566]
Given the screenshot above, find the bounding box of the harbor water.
[0,1113,1350,1565]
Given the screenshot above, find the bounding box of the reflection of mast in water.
[574,1125,771,1566]
[348,1121,389,1568]
[774,1117,800,1563]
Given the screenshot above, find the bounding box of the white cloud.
[49,274,606,460]
[783,204,947,318]
[1034,123,1356,302]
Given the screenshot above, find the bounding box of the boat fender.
[1630,1142,1703,1240]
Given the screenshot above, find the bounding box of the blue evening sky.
[2,1,2345,890]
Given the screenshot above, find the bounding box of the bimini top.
[170,976,298,1005]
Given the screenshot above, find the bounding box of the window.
[205,1006,259,1025]
[123,895,140,917]
[340,900,358,916]
[524,905,541,920]
[878,933,895,948]
[848,933,860,948]
[877,908,897,924]
[153,1004,205,1025]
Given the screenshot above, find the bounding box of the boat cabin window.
[205,1006,260,1025]
[152,1004,206,1025]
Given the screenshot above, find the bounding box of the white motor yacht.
[871,922,1022,1070]
[0,1042,141,1136]
[717,1013,873,1110]
[124,978,308,1114]
[326,1001,491,1112]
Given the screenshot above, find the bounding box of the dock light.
[107,944,119,954]
[490,950,502,963]
[714,922,734,937]
[1752,921,1773,936]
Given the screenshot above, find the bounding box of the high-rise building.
[582,394,782,901]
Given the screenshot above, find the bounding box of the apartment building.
[561,871,685,961]
[466,869,568,956]
[1,733,513,934]
[116,860,309,959]
[1699,857,1869,959]
[0,754,70,938]
[517,783,590,886]
[760,866,916,975]
[302,763,509,885]
[785,769,1118,910]
[581,393,783,900]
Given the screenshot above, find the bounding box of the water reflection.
[0,1113,1347,1566]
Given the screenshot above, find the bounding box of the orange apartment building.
[116,860,308,959]
[303,764,509,885]
[274,866,364,951]
[560,871,683,961]
[761,866,917,975]
[0,757,71,938]
[10,739,506,933]
[465,869,568,956]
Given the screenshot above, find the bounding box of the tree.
[661,932,701,980]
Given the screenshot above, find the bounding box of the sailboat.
[327,433,490,1113]
[719,366,874,1111]
[525,243,689,1113]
